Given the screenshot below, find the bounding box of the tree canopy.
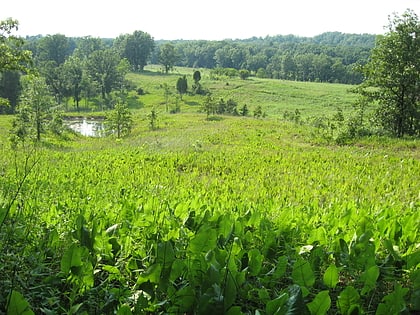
[0,18,32,73]
[358,9,420,137]
[116,31,154,71]
[159,43,178,74]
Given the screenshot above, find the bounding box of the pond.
[64,117,105,137]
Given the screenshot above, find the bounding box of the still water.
[65,117,105,137]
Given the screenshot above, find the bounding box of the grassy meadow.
[0,68,419,314]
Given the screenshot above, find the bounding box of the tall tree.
[0,71,21,113]
[116,31,154,71]
[0,18,32,109]
[86,48,124,105]
[74,36,105,59]
[159,43,178,74]
[36,34,73,65]
[62,55,84,110]
[0,18,32,73]
[358,9,420,137]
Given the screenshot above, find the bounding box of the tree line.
[0,10,418,138]
[0,30,375,114]
[153,32,375,84]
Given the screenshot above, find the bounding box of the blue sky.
[2,0,420,39]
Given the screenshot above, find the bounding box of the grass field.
[127,65,358,118]
[0,68,419,314]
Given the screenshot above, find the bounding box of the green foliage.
[323,264,339,289]
[0,18,33,73]
[357,9,420,137]
[159,43,178,74]
[148,109,158,130]
[307,291,331,315]
[176,75,188,100]
[1,63,419,315]
[11,75,55,143]
[239,69,250,80]
[105,102,133,138]
[86,48,125,103]
[7,290,34,315]
[115,30,155,71]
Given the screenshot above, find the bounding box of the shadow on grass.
[184,101,200,106]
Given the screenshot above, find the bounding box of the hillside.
[1,66,419,314]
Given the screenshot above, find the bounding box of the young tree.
[192,70,205,95]
[105,102,133,138]
[162,83,171,112]
[193,70,201,85]
[176,75,188,100]
[239,69,250,80]
[148,109,158,130]
[11,75,55,143]
[159,43,178,74]
[358,10,420,137]
[202,94,215,118]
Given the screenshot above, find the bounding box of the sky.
[2,0,420,40]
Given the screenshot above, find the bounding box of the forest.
[0,31,375,115]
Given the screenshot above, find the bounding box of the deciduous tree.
[86,49,125,107]
[0,18,32,108]
[11,75,55,143]
[0,18,32,73]
[105,101,133,138]
[176,75,188,100]
[358,9,420,137]
[159,43,178,74]
[116,31,154,71]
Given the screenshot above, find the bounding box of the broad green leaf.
[361,265,379,295]
[273,256,288,279]
[69,303,83,315]
[266,292,288,315]
[0,204,8,227]
[406,250,420,269]
[307,290,331,315]
[286,284,310,315]
[375,283,408,315]
[226,306,242,315]
[188,227,217,254]
[248,248,264,276]
[169,259,186,281]
[337,286,360,315]
[61,244,83,274]
[410,269,420,310]
[173,286,195,313]
[7,290,34,315]
[116,305,132,315]
[103,265,121,275]
[323,264,339,289]
[292,258,315,288]
[157,241,175,267]
[224,271,237,311]
[137,263,162,285]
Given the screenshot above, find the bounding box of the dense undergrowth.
[0,70,419,314]
[1,114,419,314]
